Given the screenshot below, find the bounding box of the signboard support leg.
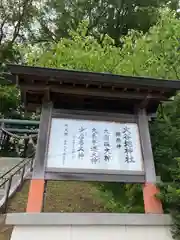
[137,108,163,214]
[26,102,52,212]
[26,179,45,212]
[143,183,163,214]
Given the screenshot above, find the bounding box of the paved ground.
[0,158,23,201]
[0,157,24,240]
[0,158,22,176]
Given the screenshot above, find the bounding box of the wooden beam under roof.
[19,83,167,102]
[7,64,180,91]
[6,64,180,113]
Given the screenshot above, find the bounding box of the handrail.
[0,155,34,213]
[0,154,34,180]
[0,118,38,213]
[0,119,39,125]
[4,128,38,134]
[0,157,33,188]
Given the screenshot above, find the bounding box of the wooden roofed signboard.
[6,64,180,183]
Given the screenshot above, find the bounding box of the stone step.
[0,214,5,227]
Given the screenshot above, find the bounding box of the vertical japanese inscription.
[123,126,135,163]
[104,129,111,162]
[63,124,68,165]
[72,135,76,159]
[91,128,100,164]
[116,131,121,149]
[78,127,85,159]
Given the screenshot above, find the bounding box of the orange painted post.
[143,183,163,214]
[26,103,52,213]
[26,179,45,212]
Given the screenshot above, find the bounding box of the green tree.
[0,0,42,117]
[0,0,40,63]
[1,0,179,118]
[36,0,179,46]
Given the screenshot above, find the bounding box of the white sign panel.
[47,118,143,172]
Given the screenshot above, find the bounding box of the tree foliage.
[26,9,180,78]
[1,0,180,117]
[0,0,40,63]
[0,0,42,117]
[36,0,180,46]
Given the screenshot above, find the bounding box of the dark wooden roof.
[6,64,180,113]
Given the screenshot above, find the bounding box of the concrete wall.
[6,213,173,240]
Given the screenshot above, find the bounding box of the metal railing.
[0,155,34,213]
[0,118,38,213]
